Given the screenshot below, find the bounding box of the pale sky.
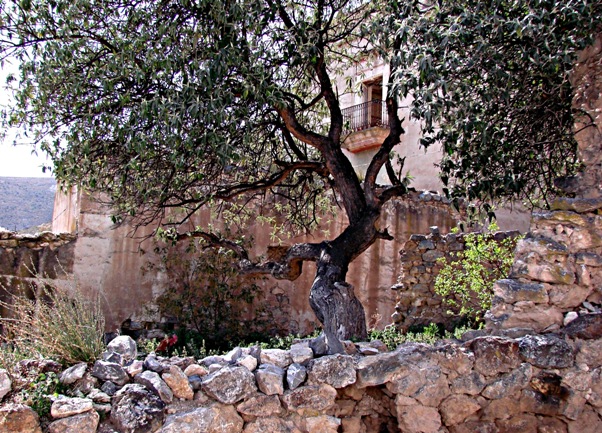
[0,61,54,178]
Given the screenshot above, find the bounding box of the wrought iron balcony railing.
[341,100,390,134]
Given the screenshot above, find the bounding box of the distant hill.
[0,177,56,232]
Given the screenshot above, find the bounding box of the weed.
[434,223,522,324]
[20,371,63,418]
[0,276,105,366]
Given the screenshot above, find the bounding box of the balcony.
[341,100,390,153]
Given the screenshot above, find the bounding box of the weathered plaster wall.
[48,189,460,334]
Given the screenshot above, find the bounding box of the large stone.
[563,313,602,339]
[242,417,298,433]
[87,388,111,404]
[512,259,575,285]
[575,339,602,366]
[59,363,87,385]
[493,279,548,304]
[281,384,337,415]
[201,366,257,405]
[287,363,308,390]
[395,397,442,433]
[565,405,602,433]
[127,360,144,377]
[518,334,574,368]
[481,363,533,400]
[468,336,521,376]
[548,284,593,309]
[144,355,168,373]
[162,365,194,400]
[308,354,356,389]
[450,371,486,395]
[255,364,285,395]
[46,410,99,433]
[412,369,450,407]
[236,355,258,372]
[433,344,474,377]
[481,397,521,421]
[90,360,129,386]
[260,349,292,369]
[448,421,498,433]
[518,388,565,417]
[236,394,282,417]
[0,404,42,433]
[496,414,539,432]
[439,395,481,426]
[290,343,314,365]
[488,302,564,331]
[110,384,165,433]
[184,364,209,377]
[50,397,94,419]
[306,415,341,433]
[135,370,174,404]
[385,364,426,396]
[551,197,602,213]
[106,335,137,363]
[356,343,430,388]
[160,405,243,433]
[0,369,11,401]
[167,356,196,370]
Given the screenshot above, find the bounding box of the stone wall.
[2,329,602,433]
[486,34,602,333]
[392,227,521,331]
[0,230,76,319]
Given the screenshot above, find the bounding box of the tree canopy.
[1,0,600,349]
[372,0,601,216]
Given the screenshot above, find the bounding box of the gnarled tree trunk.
[309,246,367,354]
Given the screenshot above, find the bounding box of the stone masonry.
[487,34,602,333]
[393,227,521,331]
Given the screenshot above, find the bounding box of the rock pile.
[1,329,602,432]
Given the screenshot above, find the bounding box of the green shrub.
[0,277,105,366]
[434,223,522,324]
[20,371,64,418]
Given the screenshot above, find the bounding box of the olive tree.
[1,0,599,352]
[372,0,601,217]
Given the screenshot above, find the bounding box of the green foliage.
[20,371,63,418]
[250,328,322,350]
[0,0,353,236]
[0,278,105,366]
[434,224,522,323]
[368,323,477,350]
[150,238,274,353]
[372,0,602,213]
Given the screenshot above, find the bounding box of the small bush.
[434,223,522,324]
[0,277,105,366]
[20,371,64,417]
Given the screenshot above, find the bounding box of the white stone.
[50,397,94,419]
[0,369,12,401]
[564,311,579,326]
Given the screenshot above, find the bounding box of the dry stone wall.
[393,227,521,331]
[486,35,602,334]
[0,230,76,320]
[1,331,601,433]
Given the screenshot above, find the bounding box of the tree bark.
[309,245,367,353]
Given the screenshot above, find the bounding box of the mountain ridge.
[0,177,56,232]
